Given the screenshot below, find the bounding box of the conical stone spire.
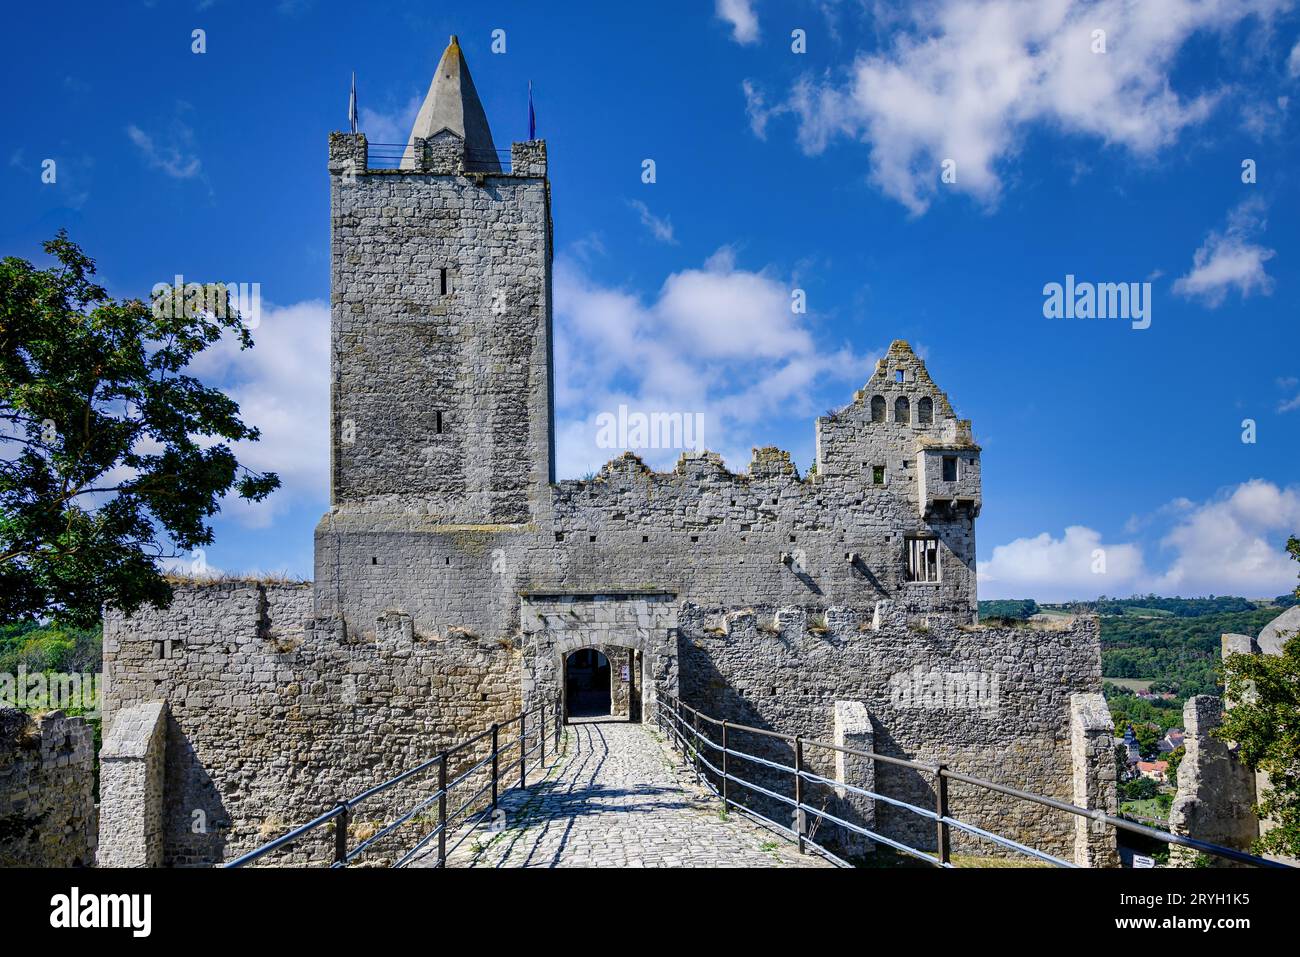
[401,35,499,171]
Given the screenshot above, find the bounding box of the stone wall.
[103,582,523,865]
[98,701,168,866]
[675,601,1103,861]
[1168,696,1258,866]
[0,709,97,867]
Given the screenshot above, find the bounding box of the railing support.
[437,752,448,868]
[333,801,349,866]
[519,712,527,789]
[540,705,546,769]
[491,722,500,809]
[721,720,730,811]
[935,763,950,867]
[692,710,702,784]
[794,737,805,855]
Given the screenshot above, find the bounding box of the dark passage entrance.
[564,649,611,719]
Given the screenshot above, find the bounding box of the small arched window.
[870,395,886,423]
[917,396,933,425]
[895,396,911,424]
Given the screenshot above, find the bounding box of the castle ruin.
[98,36,1113,867]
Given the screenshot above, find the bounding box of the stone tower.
[323,36,554,530]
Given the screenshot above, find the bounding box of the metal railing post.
[491,722,500,809]
[794,737,805,855]
[721,720,729,810]
[437,752,447,868]
[334,801,349,866]
[540,705,546,769]
[519,712,527,789]
[692,710,702,784]
[935,763,950,867]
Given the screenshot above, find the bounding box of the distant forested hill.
[977,596,1292,700]
[1100,607,1284,698]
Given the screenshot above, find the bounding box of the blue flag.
[528,81,536,140]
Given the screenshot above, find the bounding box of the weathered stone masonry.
[99,36,1111,866]
[0,709,96,867]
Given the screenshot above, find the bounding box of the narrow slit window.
[435,410,444,434]
[439,268,449,295]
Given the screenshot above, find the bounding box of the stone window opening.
[642,535,649,543]
[906,537,940,583]
[439,267,449,295]
[435,410,444,434]
[895,369,905,383]
[895,396,911,424]
[555,532,565,542]
[872,466,885,486]
[918,396,933,425]
[942,456,958,482]
[870,395,886,423]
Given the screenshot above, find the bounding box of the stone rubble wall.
[1168,695,1258,866]
[313,449,977,654]
[103,582,523,866]
[0,708,97,867]
[676,601,1103,861]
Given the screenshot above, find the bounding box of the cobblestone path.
[438,720,832,868]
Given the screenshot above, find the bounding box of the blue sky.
[2,0,1299,601]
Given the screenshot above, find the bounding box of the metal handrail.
[655,689,1291,870]
[361,143,515,172]
[225,703,556,868]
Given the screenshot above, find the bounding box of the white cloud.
[628,199,677,244]
[187,300,331,527]
[1288,39,1300,77]
[749,0,1287,213]
[717,0,760,45]
[980,526,1145,601]
[125,123,201,179]
[358,94,422,145]
[1151,480,1300,596]
[982,480,1300,600]
[1173,198,1276,307]
[553,248,874,476]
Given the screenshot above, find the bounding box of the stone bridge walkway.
[436,720,831,868]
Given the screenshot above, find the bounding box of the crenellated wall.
[103,582,522,866]
[0,709,97,867]
[677,601,1103,860]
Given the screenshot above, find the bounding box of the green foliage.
[1100,608,1284,699]
[0,619,100,674]
[977,599,1039,619]
[0,233,280,626]
[1166,744,1185,782]
[1120,777,1159,801]
[1073,595,1260,617]
[1218,631,1300,859]
[1213,538,1300,859]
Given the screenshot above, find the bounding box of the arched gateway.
[520,592,678,724]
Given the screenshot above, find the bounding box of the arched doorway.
[564,649,611,719]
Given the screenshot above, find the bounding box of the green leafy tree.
[0,232,279,626]
[1216,535,1300,858]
